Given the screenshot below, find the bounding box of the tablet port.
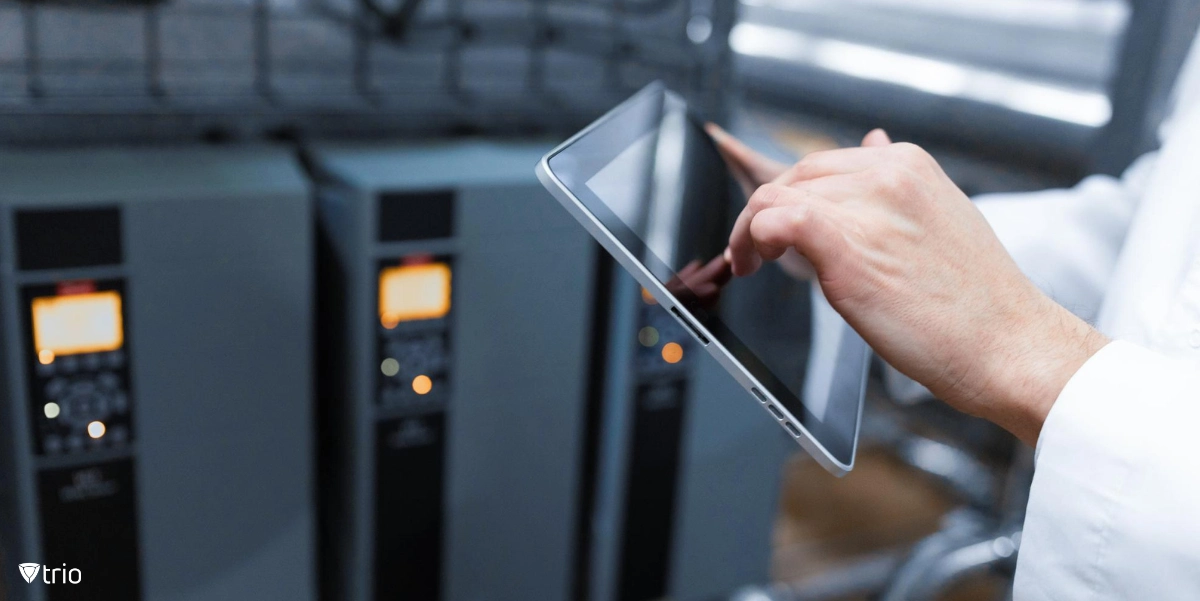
[750,387,767,403]
[669,306,709,345]
[766,404,784,420]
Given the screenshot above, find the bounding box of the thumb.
[862,128,892,147]
[749,204,847,275]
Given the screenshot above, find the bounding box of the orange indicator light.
[412,375,433,395]
[661,342,684,364]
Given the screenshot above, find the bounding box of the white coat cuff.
[1018,340,1200,599]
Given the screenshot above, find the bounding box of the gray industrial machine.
[0,147,315,601]
[312,138,792,601]
[311,140,601,601]
[583,267,795,601]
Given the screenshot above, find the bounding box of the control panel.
[375,256,453,412]
[633,290,694,376]
[22,280,134,456]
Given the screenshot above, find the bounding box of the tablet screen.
[548,85,866,464]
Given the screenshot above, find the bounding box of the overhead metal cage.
[0,0,735,144]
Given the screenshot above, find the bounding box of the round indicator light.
[44,402,60,419]
[87,421,106,439]
[38,350,55,365]
[662,342,684,364]
[638,327,660,347]
[412,375,433,395]
[380,358,400,377]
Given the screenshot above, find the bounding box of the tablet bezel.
[535,81,867,475]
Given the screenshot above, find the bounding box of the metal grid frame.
[0,0,735,144]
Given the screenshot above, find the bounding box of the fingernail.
[707,123,728,140]
[723,247,733,262]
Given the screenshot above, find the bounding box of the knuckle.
[790,151,826,180]
[893,142,934,168]
[749,183,786,211]
[872,165,917,196]
[871,165,901,190]
[785,207,811,234]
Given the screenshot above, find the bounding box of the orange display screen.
[32,291,124,358]
[379,262,452,327]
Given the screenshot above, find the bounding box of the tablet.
[536,82,869,475]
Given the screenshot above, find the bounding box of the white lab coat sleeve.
[973,152,1158,322]
[1014,341,1200,600]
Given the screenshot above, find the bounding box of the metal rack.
[0,0,735,144]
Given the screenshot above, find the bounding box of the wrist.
[981,293,1109,445]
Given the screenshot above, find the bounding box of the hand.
[666,255,733,310]
[707,123,815,280]
[727,129,1108,445]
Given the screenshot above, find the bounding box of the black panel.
[616,379,688,601]
[21,280,135,457]
[38,459,141,601]
[378,191,455,242]
[374,414,446,601]
[16,208,122,271]
[316,222,351,601]
[570,253,614,601]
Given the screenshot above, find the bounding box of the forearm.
[972,291,1109,446]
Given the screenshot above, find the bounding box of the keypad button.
[106,351,126,368]
[44,436,63,454]
[93,395,110,416]
[82,353,101,371]
[70,381,96,397]
[66,436,84,452]
[45,378,68,399]
[111,392,129,413]
[98,372,120,390]
[110,426,129,444]
[36,361,55,377]
[59,356,79,374]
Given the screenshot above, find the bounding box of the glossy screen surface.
[548,86,867,464]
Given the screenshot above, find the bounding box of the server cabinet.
[585,267,795,601]
[0,147,315,601]
[312,141,599,601]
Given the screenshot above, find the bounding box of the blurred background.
[0,1,1198,600]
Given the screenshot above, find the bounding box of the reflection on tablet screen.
[549,85,866,464]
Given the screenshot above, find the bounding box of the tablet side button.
[669,306,710,345]
[783,421,802,437]
[766,404,784,420]
[750,388,767,403]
